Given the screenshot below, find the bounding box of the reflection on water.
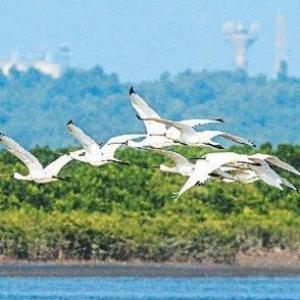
[0,276,300,299]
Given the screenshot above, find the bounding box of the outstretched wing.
[101,134,145,160]
[250,154,300,176]
[0,133,43,172]
[176,157,234,199]
[142,117,190,130]
[213,168,236,181]
[129,90,166,135]
[204,130,255,147]
[176,160,219,198]
[179,118,224,127]
[149,149,192,167]
[281,178,297,191]
[67,121,99,154]
[44,154,73,177]
[249,160,284,189]
[106,134,146,145]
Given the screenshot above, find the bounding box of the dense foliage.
[0,143,299,263]
[0,67,299,148]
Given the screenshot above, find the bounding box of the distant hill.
[0,67,299,148]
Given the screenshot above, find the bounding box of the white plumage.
[146,148,195,176]
[173,152,255,199]
[140,116,255,149]
[67,120,144,166]
[129,87,224,148]
[0,86,297,198]
[0,133,72,183]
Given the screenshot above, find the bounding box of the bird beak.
[151,165,160,169]
[109,142,125,145]
[189,157,205,160]
[109,160,131,166]
[136,114,143,121]
[214,118,225,123]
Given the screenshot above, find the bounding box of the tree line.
[0,143,299,262]
[0,67,299,148]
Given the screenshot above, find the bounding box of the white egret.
[67,120,144,166]
[139,116,255,149]
[146,148,195,176]
[249,153,300,176]
[129,87,224,148]
[0,133,73,183]
[148,149,237,184]
[221,153,300,191]
[174,152,256,199]
[247,155,299,191]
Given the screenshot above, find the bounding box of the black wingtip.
[136,114,142,120]
[67,120,74,125]
[129,86,135,95]
[208,143,225,150]
[215,118,225,123]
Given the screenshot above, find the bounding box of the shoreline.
[1,261,300,277]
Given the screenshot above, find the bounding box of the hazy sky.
[0,0,299,81]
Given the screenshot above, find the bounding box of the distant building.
[223,21,259,71]
[0,55,27,76]
[0,47,70,78]
[275,14,288,78]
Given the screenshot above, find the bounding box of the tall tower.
[223,21,259,71]
[275,14,288,78]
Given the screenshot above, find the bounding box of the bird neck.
[160,165,176,173]
[13,172,31,181]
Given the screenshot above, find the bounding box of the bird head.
[13,172,26,180]
[129,86,135,95]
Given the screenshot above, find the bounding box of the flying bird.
[219,166,259,183]
[0,133,72,183]
[129,87,224,148]
[147,148,236,182]
[138,116,255,149]
[218,153,299,191]
[247,154,299,191]
[173,152,256,199]
[67,120,144,166]
[145,148,195,176]
[249,153,300,176]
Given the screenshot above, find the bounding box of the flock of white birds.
[0,86,299,199]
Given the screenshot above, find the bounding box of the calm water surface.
[0,277,299,299]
